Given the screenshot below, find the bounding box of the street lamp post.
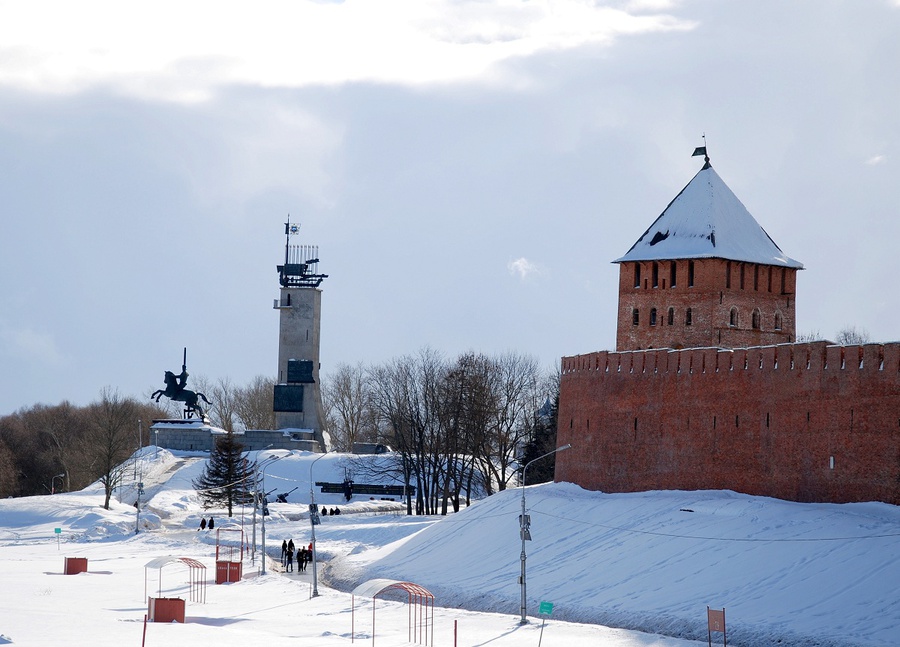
[309,451,327,597]
[250,446,275,564]
[259,455,284,575]
[519,444,572,625]
[51,473,65,495]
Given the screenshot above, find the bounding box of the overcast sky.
[1,0,898,415]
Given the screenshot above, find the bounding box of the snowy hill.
[0,447,897,647]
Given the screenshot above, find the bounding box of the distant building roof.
[614,163,803,269]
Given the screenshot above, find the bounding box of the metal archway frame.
[144,556,207,604]
[351,578,434,646]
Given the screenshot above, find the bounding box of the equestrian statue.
[151,348,211,419]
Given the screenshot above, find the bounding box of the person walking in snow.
[198,517,206,531]
[298,547,308,571]
[281,539,288,566]
[286,546,294,572]
[208,517,214,530]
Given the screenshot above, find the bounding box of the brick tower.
[614,158,803,350]
[273,221,328,446]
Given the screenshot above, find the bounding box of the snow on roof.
[614,163,803,268]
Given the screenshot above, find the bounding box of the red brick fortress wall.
[556,341,900,505]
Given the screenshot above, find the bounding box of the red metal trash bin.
[64,557,88,574]
[215,560,242,584]
[148,597,185,623]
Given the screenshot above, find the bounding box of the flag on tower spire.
[692,134,710,166]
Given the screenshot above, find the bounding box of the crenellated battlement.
[557,340,900,505]
[561,341,900,379]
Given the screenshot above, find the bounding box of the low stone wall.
[150,420,321,453]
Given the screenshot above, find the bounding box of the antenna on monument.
[277,216,328,288]
[692,133,710,167]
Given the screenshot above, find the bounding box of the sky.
[1,447,897,646]
[1,1,899,414]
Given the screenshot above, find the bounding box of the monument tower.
[273,220,328,447]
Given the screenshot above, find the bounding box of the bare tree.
[234,375,276,430]
[835,326,871,345]
[322,362,378,452]
[83,388,139,510]
[795,330,822,343]
[472,352,542,493]
[191,375,238,431]
[0,438,18,497]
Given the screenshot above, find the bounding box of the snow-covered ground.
[0,448,897,647]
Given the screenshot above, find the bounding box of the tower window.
[633,308,640,326]
[752,308,761,330]
[652,262,659,288]
[688,261,695,287]
[726,262,731,289]
[768,267,773,292]
[781,268,786,294]
[754,265,759,291]
[740,264,745,289]
[667,307,674,326]
[729,307,738,327]
[634,263,641,288]
[685,308,693,326]
[670,262,677,288]
[650,308,657,326]
[774,311,783,331]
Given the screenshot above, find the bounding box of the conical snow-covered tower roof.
[615,163,803,269]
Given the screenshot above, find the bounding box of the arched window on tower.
[650,308,657,326]
[685,308,693,326]
[774,311,783,331]
[634,263,641,288]
[729,307,738,327]
[652,262,659,288]
[752,308,761,330]
[670,262,677,288]
[667,307,674,326]
[632,308,640,326]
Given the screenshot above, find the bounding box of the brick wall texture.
[616,259,798,351]
[556,341,900,505]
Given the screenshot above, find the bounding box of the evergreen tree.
[192,432,256,517]
[519,393,559,486]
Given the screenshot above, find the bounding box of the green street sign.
[539,601,554,615]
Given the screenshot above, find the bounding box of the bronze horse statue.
[151,370,211,418]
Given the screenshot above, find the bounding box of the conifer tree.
[192,432,256,517]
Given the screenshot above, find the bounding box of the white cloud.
[0,321,65,366]
[865,154,887,165]
[507,257,541,280]
[0,0,695,101]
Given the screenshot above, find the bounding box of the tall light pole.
[51,473,65,495]
[250,446,275,564]
[309,451,327,597]
[260,454,284,575]
[519,444,572,625]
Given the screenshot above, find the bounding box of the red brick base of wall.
[557,341,900,505]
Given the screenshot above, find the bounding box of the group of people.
[197,517,215,530]
[281,539,312,573]
[321,507,341,516]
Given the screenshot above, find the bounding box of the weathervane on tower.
[692,133,710,167]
